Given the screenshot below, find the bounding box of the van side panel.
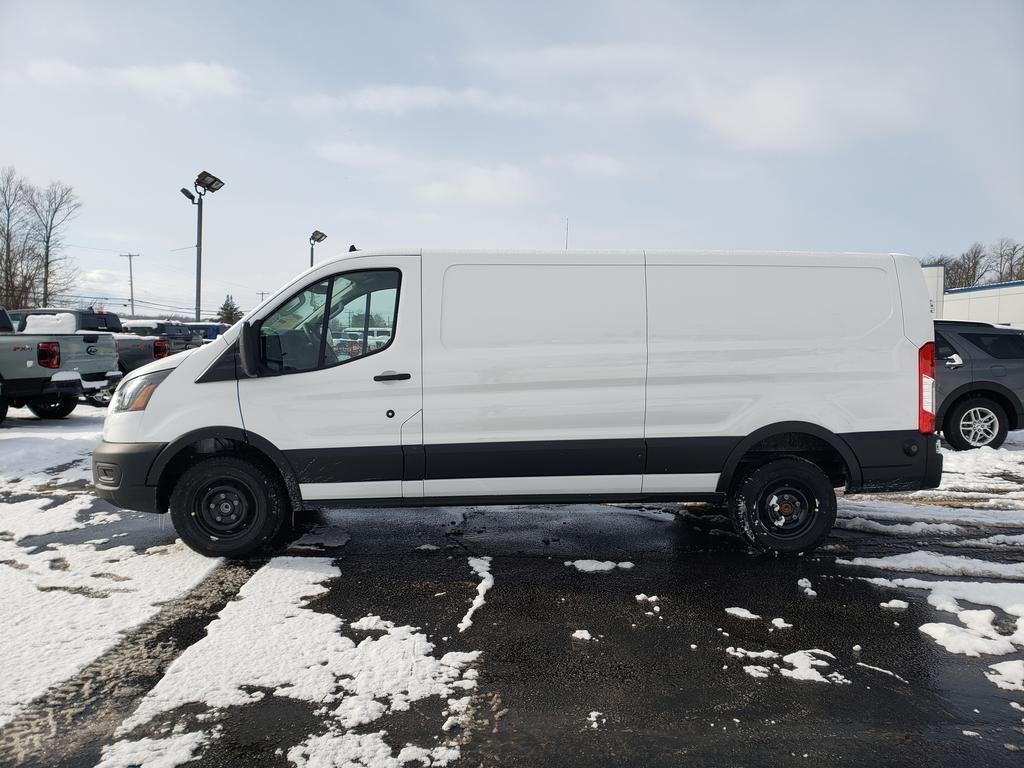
[643,252,915,491]
[421,250,647,495]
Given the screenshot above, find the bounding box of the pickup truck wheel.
[728,457,837,555]
[27,396,78,419]
[944,397,1007,451]
[170,456,286,558]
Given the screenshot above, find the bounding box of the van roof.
[316,248,913,269]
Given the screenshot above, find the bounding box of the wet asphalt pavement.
[1,411,1023,767]
[3,498,1023,767]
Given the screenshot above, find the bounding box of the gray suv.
[935,320,1024,450]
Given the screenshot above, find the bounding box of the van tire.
[27,396,78,419]
[728,457,837,555]
[170,456,286,558]
[944,397,1008,451]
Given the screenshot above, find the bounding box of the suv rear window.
[962,333,1024,360]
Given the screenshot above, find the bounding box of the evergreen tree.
[216,294,243,324]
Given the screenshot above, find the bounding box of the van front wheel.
[170,456,286,558]
[728,457,837,555]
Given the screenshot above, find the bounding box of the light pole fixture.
[181,170,224,321]
[309,230,327,268]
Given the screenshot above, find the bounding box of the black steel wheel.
[170,456,286,558]
[27,395,78,419]
[728,457,836,555]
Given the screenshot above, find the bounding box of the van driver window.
[259,270,400,374]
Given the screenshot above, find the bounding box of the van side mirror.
[239,321,259,378]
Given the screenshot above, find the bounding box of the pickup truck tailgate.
[61,332,119,376]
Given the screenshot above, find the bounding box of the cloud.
[467,43,920,151]
[418,164,537,205]
[316,139,538,206]
[293,84,549,117]
[544,153,629,178]
[316,141,412,171]
[22,58,243,106]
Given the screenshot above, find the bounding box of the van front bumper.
[92,440,166,513]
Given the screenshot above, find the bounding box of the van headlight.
[111,370,171,413]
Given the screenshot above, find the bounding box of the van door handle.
[374,371,411,382]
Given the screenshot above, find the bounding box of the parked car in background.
[934,320,1024,450]
[9,308,171,388]
[186,322,230,343]
[122,319,196,353]
[0,308,121,423]
[93,248,941,559]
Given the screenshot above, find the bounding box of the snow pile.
[838,499,1024,529]
[635,593,658,603]
[107,558,482,765]
[835,518,962,536]
[798,578,817,597]
[725,607,761,620]
[780,649,849,684]
[587,711,606,729]
[948,533,1024,549]
[771,618,793,629]
[0,413,105,490]
[571,629,593,641]
[880,599,908,610]
[986,660,1024,691]
[21,312,76,334]
[726,647,779,660]
[95,732,211,768]
[0,535,218,728]
[457,556,493,633]
[564,560,634,572]
[840,551,1024,581]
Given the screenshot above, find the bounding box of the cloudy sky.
[1,0,1021,316]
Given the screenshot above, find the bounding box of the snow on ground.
[0,409,220,728]
[725,607,761,620]
[103,557,482,766]
[565,559,635,572]
[839,551,1024,581]
[457,556,494,633]
[986,660,1024,691]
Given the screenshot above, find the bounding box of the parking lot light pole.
[310,230,327,268]
[181,171,225,321]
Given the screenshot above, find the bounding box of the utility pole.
[256,290,268,302]
[120,253,139,316]
[565,218,569,250]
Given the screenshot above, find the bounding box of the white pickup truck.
[0,308,121,425]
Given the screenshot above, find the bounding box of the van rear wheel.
[170,456,286,558]
[728,457,837,555]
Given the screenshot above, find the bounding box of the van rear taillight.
[154,339,169,359]
[38,341,60,369]
[919,341,936,434]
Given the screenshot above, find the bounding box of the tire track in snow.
[0,560,259,768]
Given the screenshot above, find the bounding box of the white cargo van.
[93,249,942,558]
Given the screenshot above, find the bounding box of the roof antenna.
[349,244,358,252]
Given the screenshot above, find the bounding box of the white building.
[922,264,1024,329]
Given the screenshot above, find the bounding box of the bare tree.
[27,181,81,305]
[991,237,1024,283]
[0,166,32,307]
[928,242,990,290]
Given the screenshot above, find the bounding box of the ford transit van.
[92,249,942,558]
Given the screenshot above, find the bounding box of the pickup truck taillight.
[154,339,169,359]
[919,341,936,434]
[38,341,60,369]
